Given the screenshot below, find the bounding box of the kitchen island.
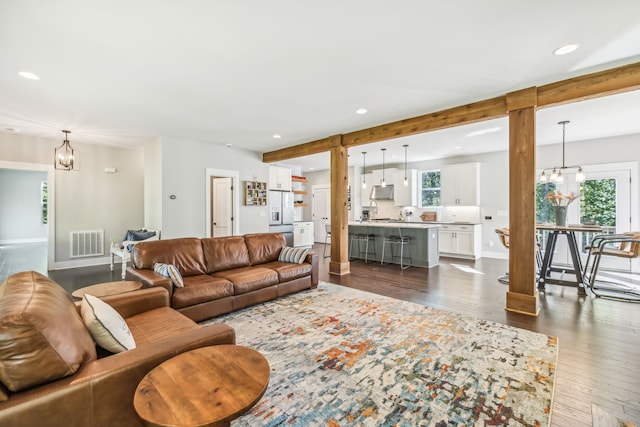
[348,221,440,268]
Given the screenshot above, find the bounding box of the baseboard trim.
[51,257,112,270]
[0,238,47,245]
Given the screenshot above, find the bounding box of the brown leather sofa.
[0,271,235,427]
[127,232,319,322]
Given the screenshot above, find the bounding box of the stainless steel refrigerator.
[269,190,294,246]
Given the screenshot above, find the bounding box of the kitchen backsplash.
[367,202,480,223]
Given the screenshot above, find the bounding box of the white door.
[211,177,232,237]
[312,185,331,243]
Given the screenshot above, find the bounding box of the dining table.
[536,223,603,294]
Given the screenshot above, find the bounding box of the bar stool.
[349,233,376,263]
[381,227,411,269]
[323,223,331,258]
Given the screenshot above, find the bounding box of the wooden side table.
[71,280,142,299]
[134,345,270,427]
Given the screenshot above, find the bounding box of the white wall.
[0,169,48,243]
[159,137,271,238]
[0,133,145,267]
[144,138,163,231]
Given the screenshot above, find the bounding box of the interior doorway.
[0,161,55,273]
[210,176,232,237]
[205,168,240,238]
[312,185,330,243]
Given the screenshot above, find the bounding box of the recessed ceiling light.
[272,134,281,139]
[6,128,20,133]
[553,44,580,56]
[225,143,232,148]
[356,108,368,115]
[309,167,315,170]
[466,127,501,137]
[454,146,462,150]
[18,71,40,80]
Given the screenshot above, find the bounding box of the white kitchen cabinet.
[438,223,482,259]
[394,169,418,206]
[294,221,314,248]
[269,166,292,191]
[440,163,480,206]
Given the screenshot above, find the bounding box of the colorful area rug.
[205,282,558,426]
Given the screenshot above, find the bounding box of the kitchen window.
[420,170,441,208]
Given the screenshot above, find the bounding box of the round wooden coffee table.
[134,345,270,427]
[71,280,142,299]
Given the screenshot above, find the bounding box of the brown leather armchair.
[0,271,235,427]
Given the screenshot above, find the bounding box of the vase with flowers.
[547,191,580,226]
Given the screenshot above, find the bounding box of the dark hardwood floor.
[46,244,640,426]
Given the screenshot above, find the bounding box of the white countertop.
[349,221,441,229]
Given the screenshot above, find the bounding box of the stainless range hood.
[370,185,394,200]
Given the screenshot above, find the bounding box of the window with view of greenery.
[535,182,557,223]
[580,178,616,226]
[41,181,48,225]
[536,178,616,226]
[420,170,441,207]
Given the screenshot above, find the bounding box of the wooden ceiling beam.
[537,61,640,108]
[342,96,507,147]
[262,135,341,164]
[261,61,640,163]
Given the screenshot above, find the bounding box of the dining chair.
[495,227,543,285]
[495,228,510,284]
[323,223,331,258]
[582,231,640,301]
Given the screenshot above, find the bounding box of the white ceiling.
[1,1,640,172]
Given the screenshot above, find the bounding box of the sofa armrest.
[0,323,235,427]
[100,287,170,319]
[305,251,319,288]
[125,267,173,297]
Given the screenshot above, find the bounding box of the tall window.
[41,181,48,225]
[535,182,557,223]
[420,170,441,208]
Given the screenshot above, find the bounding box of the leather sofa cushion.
[132,238,207,276]
[0,272,96,392]
[261,261,313,282]
[202,236,251,273]
[171,275,234,309]
[212,266,279,295]
[244,233,286,265]
[126,306,199,346]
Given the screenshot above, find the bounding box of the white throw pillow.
[153,263,184,287]
[81,294,136,353]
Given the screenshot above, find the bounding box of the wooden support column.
[329,139,350,275]
[505,87,539,316]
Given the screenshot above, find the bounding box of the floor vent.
[70,230,104,258]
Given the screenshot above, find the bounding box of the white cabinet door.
[455,231,474,255]
[302,222,314,246]
[394,169,418,206]
[438,224,481,259]
[269,166,292,191]
[439,229,456,253]
[440,163,480,206]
